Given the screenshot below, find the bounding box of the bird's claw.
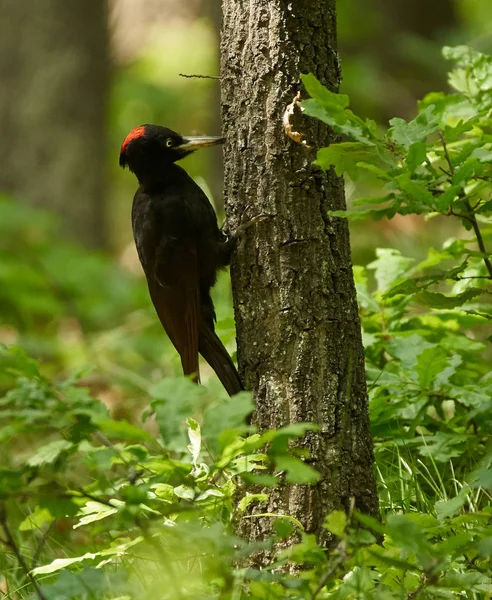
[222,213,268,240]
[230,214,267,239]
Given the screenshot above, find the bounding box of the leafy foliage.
[302,46,492,237]
[1,46,492,599]
[2,344,491,599]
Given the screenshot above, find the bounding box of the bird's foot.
[221,212,267,240]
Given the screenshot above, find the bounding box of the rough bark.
[0,0,109,248]
[220,0,379,546]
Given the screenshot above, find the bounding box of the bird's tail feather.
[198,326,243,397]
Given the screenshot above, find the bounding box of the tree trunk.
[220,0,379,546]
[0,0,109,248]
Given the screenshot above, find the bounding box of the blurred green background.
[0,0,490,409]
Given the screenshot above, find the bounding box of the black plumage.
[119,124,242,396]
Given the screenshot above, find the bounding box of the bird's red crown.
[121,125,146,154]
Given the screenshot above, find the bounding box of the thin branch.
[310,498,356,600]
[69,490,115,508]
[439,132,492,278]
[463,199,492,278]
[310,540,347,600]
[453,275,492,280]
[178,73,219,80]
[439,131,454,177]
[0,504,47,600]
[31,522,54,569]
[407,568,442,600]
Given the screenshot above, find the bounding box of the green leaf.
[395,173,435,207]
[241,473,278,487]
[477,537,492,557]
[384,277,422,298]
[96,419,153,442]
[435,487,469,521]
[386,514,434,557]
[419,90,465,120]
[416,288,484,308]
[27,439,73,467]
[324,510,347,538]
[414,347,449,389]
[355,163,394,180]
[301,73,377,145]
[74,501,120,528]
[354,512,386,535]
[367,547,418,572]
[436,531,475,558]
[434,353,462,387]
[419,432,469,462]
[440,570,490,589]
[469,468,492,489]
[38,568,127,600]
[39,496,79,519]
[3,345,44,380]
[237,493,268,513]
[443,45,492,107]
[151,483,174,501]
[406,141,427,171]
[301,73,349,108]
[19,506,54,531]
[367,248,415,292]
[452,157,484,185]
[31,537,143,575]
[443,118,475,142]
[471,147,492,162]
[315,143,379,179]
[302,99,372,144]
[435,184,461,211]
[263,422,319,441]
[204,391,254,453]
[274,456,320,484]
[339,566,375,593]
[388,105,440,149]
[328,206,397,221]
[386,334,435,370]
[151,376,206,445]
[274,518,295,539]
[174,485,195,500]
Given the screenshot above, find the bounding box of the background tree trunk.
[0,0,109,248]
[220,0,379,546]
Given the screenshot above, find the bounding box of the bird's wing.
[147,240,201,381]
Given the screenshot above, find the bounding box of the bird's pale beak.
[177,136,225,151]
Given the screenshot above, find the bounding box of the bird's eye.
[165,138,173,148]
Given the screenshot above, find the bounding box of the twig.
[407,569,442,599]
[31,521,54,569]
[178,73,220,80]
[439,131,454,177]
[310,540,348,600]
[92,430,152,482]
[0,503,47,600]
[439,131,492,278]
[310,498,355,600]
[453,275,492,280]
[463,199,492,278]
[69,489,115,508]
